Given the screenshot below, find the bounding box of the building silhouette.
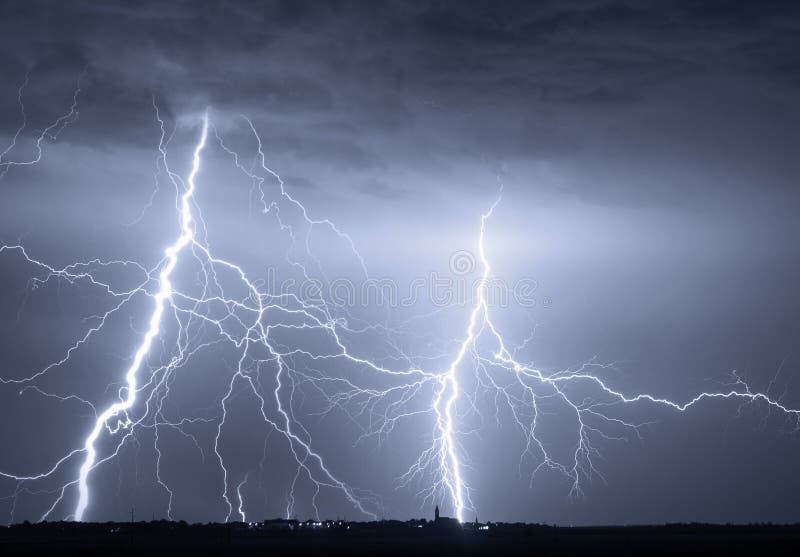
[432,504,460,531]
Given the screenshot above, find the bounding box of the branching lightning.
[0,72,83,180]
[0,75,798,525]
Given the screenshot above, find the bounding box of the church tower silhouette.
[434,504,440,522]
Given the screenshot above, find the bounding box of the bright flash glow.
[0,76,799,525]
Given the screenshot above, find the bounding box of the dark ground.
[1,521,800,556]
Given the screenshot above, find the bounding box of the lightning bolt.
[0,98,395,521]
[426,198,500,522]
[73,112,210,521]
[0,74,798,525]
[418,188,800,522]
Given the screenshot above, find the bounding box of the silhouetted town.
[2,506,800,556]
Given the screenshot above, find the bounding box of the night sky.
[1,1,799,525]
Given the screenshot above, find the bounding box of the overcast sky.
[0,0,799,525]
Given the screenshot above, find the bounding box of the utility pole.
[130,507,135,546]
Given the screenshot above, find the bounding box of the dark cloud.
[1,1,796,197]
[358,178,408,200]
